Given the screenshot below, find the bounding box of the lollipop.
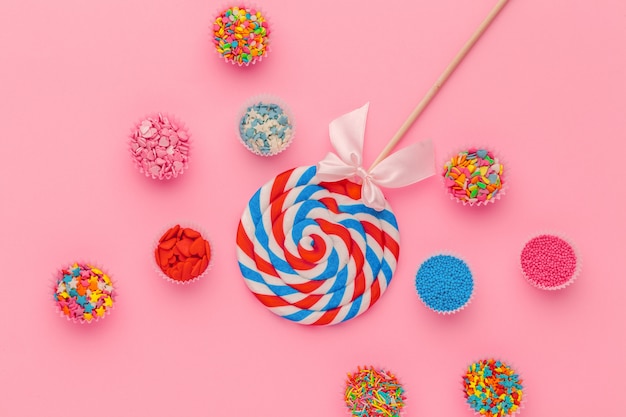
[237,165,401,325]
[236,0,510,325]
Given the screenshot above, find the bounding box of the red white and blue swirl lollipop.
[237,165,401,325]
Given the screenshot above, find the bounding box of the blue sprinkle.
[69,289,78,297]
[415,254,473,313]
[84,304,93,313]
[63,274,73,284]
[76,295,87,306]
[477,149,488,158]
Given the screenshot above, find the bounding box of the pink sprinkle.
[129,113,190,180]
[520,234,578,289]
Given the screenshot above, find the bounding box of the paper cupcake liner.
[129,112,191,180]
[519,231,581,291]
[342,365,408,417]
[51,261,117,325]
[441,146,508,207]
[153,222,214,285]
[211,3,272,67]
[415,252,475,315]
[461,358,525,417]
[235,94,296,157]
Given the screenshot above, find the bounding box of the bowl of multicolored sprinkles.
[52,262,116,324]
[212,4,271,66]
[442,147,506,206]
[344,366,407,417]
[463,359,524,417]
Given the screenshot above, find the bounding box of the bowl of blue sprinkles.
[415,253,474,314]
[237,95,295,156]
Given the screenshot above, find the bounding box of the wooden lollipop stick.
[369,0,510,169]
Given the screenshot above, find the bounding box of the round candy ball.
[415,254,473,314]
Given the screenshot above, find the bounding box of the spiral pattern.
[236,165,400,325]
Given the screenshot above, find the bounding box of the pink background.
[1,0,625,415]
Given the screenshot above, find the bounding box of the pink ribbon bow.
[316,103,435,211]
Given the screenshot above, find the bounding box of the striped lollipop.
[236,165,400,325]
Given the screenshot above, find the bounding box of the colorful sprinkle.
[53,263,116,323]
[155,225,211,283]
[345,367,406,417]
[415,254,473,314]
[463,359,523,417]
[442,148,504,205]
[239,101,293,156]
[213,6,270,66]
[521,234,579,290]
[130,113,190,180]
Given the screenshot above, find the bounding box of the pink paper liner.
[211,3,272,67]
[461,358,526,417]
[415,251,475,315]
[519,231,581,291]
[153,222,214,285]
[342,365,408,417]
[235,94,296,156]
[51,261,117,325]
[129,112,191,180]
[440,146,508,207]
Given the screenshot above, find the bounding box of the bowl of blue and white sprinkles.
[237,95,295,156]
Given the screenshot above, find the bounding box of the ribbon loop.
[317,103,435,210]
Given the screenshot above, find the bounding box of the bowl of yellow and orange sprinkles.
[442,148,505,206]
[212,5,270,66]
[463,359,524,417]
[53,262,116,324]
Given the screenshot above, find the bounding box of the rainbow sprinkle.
[53,262,115,323]
[212,6,270,66]
[443,148,504,205]
[463,359,523,417]
[345,367,406,417]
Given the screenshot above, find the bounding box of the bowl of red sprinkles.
[520,232,581,290]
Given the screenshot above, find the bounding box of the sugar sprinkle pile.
[130,113,190,180]
[239,101,293,155]
[344,367,406,417]
[155,225,211,283]
[415,254,473,314]
[53,263,116,323]
[521,234,578,289]
[463,359,523,417]
[443,148,503,205]
[213,6,270,66]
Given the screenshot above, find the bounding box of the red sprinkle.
[520,234,578,289]
[156,225,211,283]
